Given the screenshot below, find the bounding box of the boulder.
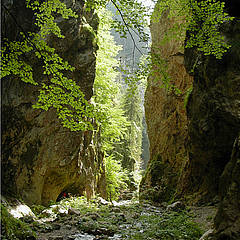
[68,208,81,215]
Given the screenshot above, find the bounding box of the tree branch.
[110,0,143,63]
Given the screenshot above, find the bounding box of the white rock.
[166,201,185,212]
[9,204,36,219]
[199,229,214,240]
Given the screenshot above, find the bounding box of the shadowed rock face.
[181,19,240,203]
[1,0,106,205]
[212,135,240,240]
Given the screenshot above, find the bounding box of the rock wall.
[140,7,193,202]
[181,19,240,203]
[142,0,240,238]
[1,0,106,205]
[211,134,240,240]
[183,17,240,239]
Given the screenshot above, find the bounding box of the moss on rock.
[1,204,36,240]
[140,155,177,202]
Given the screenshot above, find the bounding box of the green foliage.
[184,86,193,108]
[1,39,36,85]
[42,196,202,240]
[150,0,234,94]
[186,0,234,59]
[1,204,36,240]
[31,204,46,216]
[1,0,99,131]
[120,87,143,173]
[1,0,150,133]
[93,8,130,200]
[126,211,203,240]
[153,0,234,59]
[93,8,129,151]
[26,0,77,39]
[60,196,98,214]
[105,155,129,200]
[86,0,150,42]
[2,0,233,133]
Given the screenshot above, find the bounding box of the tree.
[2,0,232,133]
[93,7,130,200]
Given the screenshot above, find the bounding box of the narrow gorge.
[1,0,240,240]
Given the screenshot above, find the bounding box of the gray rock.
[199,229,214,240]
[41,209,55,217]
[48,236,64,240]
[1,0,107,206]
[65,224,72,230]
[211,135,240,240]
[52,223,61,230]
[68,208,81,215]
[166,201,185,212]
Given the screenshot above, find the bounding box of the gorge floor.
[24,197,216,240]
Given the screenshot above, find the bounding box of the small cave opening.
[56,191,72,202]
[56,185,85,202]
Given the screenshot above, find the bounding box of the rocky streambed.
[1,196,217,240]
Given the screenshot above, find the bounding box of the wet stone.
[94,235,109,240]
[39,224,53,233]
[69,233,94,240]
[65,224,72,230]
[68,208,81,215]
[48,236,64,240]
[52,223,61,230]
[166,201,185,212]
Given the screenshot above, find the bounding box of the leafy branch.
[1,0,99,131]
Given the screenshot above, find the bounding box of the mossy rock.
[1,204,36,240]
[140,155,177,202]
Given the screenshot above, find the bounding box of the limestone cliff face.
[141,0,240,203]
[1,0,106,205]
[140,8,193,202]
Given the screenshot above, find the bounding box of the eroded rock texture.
[211,135,240,240]
[140,8,193,202]
[1,0,106,205]
[181,19,240,203]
